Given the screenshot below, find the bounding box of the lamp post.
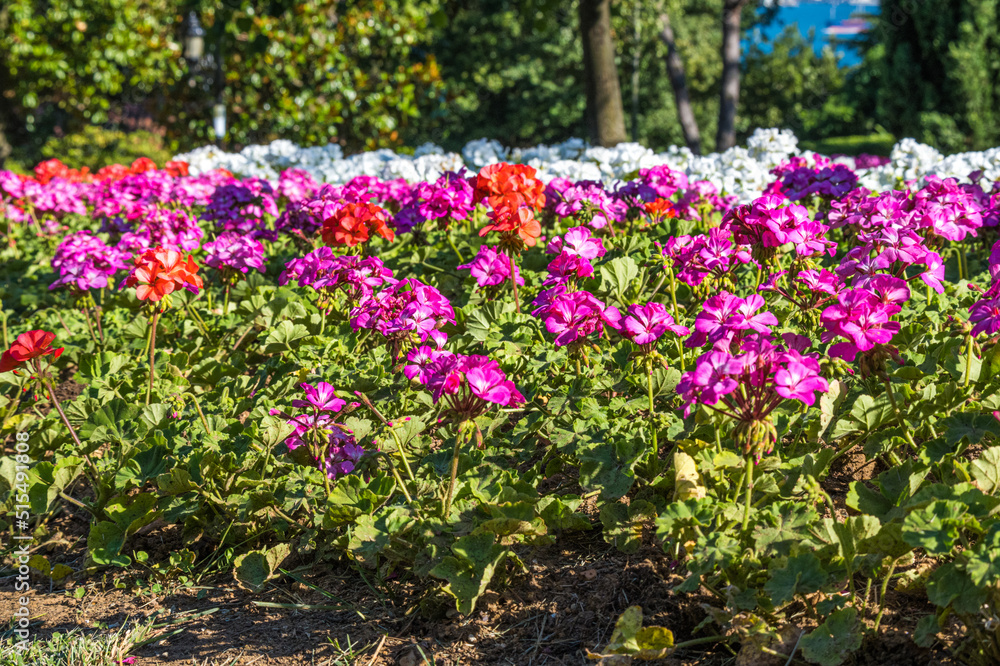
[182,11,205,63]
[182,11,226,147]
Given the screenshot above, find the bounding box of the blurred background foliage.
[0,0,997,168]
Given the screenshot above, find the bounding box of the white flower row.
[173,128,1000,201]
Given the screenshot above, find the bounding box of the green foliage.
[739,27,857,141]
[0,0,444,154]
[861,0,1000,151]
[40,127,173,169]
[0,0,183,127]
[585,606,676,661]
[201,0,445,151]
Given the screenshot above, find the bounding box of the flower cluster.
[393,170,475,233]
[351,279,455,352]
[678,333,828,458]
[619,302,690,351]
[271,382,365,480]
[50,231,129,292]
[475,163,545,249]
[685,292,779,350]
[775,160,859,202]
[721,194,832,261]
[405,347,525,420]
[201,178,279,240]
[0,330,64,375]
[321,201,395,247]
[545,226,606,260]
[116,204,204,252]
[204,232,267,275]
[457,245,524,290]
[121,246,204,302]
[662,229,752,287]
[821,285,905,369]
[532,288,621,347]
[544,178,626,231]
[280,249,396,310]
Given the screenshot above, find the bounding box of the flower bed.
[2,141,1000,664]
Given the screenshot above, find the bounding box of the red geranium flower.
[322,202,395,247]
[474,163,545,251]
[96,163,133,181]
[33,159,92,184]
[0,330,64,374]
[130,157,158,174]
[122,247,204,302]
[479,206,542,247]
[473,163,545,212]
[644,198,677,223]
[164,160,190,177]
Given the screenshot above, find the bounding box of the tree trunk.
[579,0,628,147]
[630,0,641,142]
[0,5,12,166]
[658,10,701,155]
[0,119,11,168]
[716,0,748,151]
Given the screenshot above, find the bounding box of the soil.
[2,509,961,666]
[0,414,965,665]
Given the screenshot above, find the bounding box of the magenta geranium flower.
[457,245,523,289]
[542,252,594,287]
[405,347,525,420]
[621,302,690,348]
[775,360,828,406]
[686,292,778,350]
[821,288,901,363]
[533,289,621,347]
[546,226,607,260]
[292,382,346,413]
[677,333,828,457]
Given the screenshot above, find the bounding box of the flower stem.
[646,357,660,478]
[672,635,728,650]
[146,309,160,407]
[185,303,212,339]
[883,377,919,452]
[357,392,416,484]
[872,557,899,634]
[51,308,73,337]
[443,425,465,518]
[964,333,975,387]
[223,283,231,316]
[80,304,100,346]
[508,253,521,314]
[388,463,414,504]
[447,230,465,264]
[187,392,211,433]
[39,373,98,479]
[742,456,754,533]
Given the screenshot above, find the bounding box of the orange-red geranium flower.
[479,206,542,248]
[164,160,190,177]
[322,202,395,247]
[33,159,92,184]
[130,157,158,174]
[122,247,204,302]
[0,330,64,374]
[644,199,677,223]
[473,163,546,212]
[95,163,133,181]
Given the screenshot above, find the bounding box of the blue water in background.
[751,1,881,67]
